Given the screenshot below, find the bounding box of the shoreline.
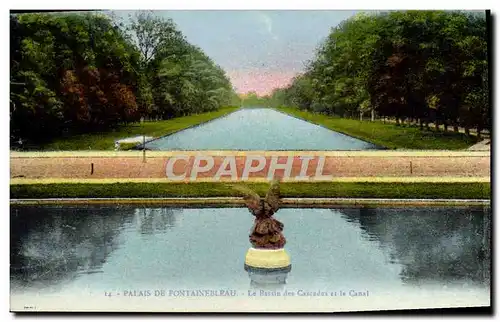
[10,150,491,158]
[10,197,490,207]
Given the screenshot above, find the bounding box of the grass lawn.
[35,106,239,151]
[275,106,478,150]
[10,182,490,200]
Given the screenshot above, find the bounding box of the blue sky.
[111,10,359,94]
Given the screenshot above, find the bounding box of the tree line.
[240,91,268,106]
[10,11,239,145]
[264,11,491,138]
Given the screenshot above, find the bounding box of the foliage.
[10,11,237,147]
[267,11,490,137]
[241,91,269,107]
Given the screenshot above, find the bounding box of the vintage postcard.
[9,8,491,313]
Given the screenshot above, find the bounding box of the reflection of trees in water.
[134,207,180,235]
[338,208,382,242]
[337,206,491,286]
[10,205,135,288]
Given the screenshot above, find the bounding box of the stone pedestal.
[244,248,291,288]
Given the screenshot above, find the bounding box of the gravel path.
[10,152,490,182]
[467,139,491,151]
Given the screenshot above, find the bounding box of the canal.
[144,108,381,150]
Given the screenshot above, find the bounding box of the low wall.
[10,151,490,183]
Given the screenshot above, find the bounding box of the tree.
[128,11,183,65]
[272,10,489,138]
[10,11,238,146]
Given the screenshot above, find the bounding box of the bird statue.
[233,180,286,249]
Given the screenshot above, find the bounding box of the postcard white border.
[2,0,497,321]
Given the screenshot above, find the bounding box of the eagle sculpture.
[233,180,286,249]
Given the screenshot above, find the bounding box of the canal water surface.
[144,108,380,150]
[10,205,491,311]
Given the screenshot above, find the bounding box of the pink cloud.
[227,69,297,96]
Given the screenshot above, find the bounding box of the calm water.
[144,108,380,150]
[11,205,491,303]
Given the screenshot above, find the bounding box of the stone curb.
[10,150,491,158]
[10,197,490,207]
[9,176,491,184]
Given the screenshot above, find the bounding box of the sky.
[112,10,359,95]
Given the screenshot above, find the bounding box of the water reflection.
[10,206,133,289]
[134,208,179,235]
[10,205,491,296]
[10,206,183,290]
[246,268,291,291]
[337,207,491,286]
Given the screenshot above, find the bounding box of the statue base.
[244,248,291,287]
[244,247,291,269]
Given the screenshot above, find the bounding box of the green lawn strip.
[10,182,490,199]
[37,106,240,151]
[275,106,477,150]
[116,142,140,150]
